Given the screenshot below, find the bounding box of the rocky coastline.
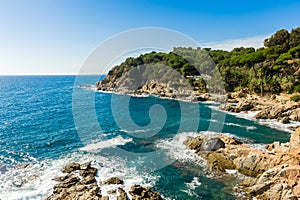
[46,162,164,200]
[220,89,300,131]
[184,128,300,199]
[97,76,300,131]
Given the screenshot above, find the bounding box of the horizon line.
[0,74,106,76]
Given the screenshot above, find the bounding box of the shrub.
[290,94,300,102]
[294,85,300,93]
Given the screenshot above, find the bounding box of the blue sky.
[0,0,300,75]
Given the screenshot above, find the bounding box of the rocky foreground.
[184,128,300,199]
[220,89,300,130]
[46,162,163,200]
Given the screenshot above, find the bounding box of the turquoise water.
[0,76,290,199]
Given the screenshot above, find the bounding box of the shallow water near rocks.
[0,75,290,199]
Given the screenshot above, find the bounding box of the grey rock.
[200,137,225,151]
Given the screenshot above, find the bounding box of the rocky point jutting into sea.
[46,162,164,200]
[184,128,300,199]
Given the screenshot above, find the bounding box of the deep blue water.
[0,76,291,199]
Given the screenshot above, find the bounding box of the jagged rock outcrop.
[184,128,300,199]
[46,163,164,200]
[103,177,124,185]
[220,100,255,113]
[129,185,163,200]
[46,162,102,200]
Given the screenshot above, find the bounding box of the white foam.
[257,119,300,133]
[79,136,133,151]
[155,132,206,166]
[121,128,152,134]
[0,149,159,200]
[225,122,257,130]
[181,177,201,197]
[225,169,238,174]
[217,106,299,133]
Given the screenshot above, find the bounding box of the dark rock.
[281,117,290,124]
[103,177,124,185]
[186,136,204,151]
[61,162,81,173]
[129,185,163,200]
[235,100,254,112]
[79,167,97,177]
[81,174,96,184]
[200,137,225,151]
[254,109,270,119]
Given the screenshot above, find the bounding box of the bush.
[290,95,300,102]
[294,85,300,93]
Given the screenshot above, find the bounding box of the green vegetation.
[105,27,300,95]
[290,94,300,102]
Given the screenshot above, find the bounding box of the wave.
[155,132,206,165]
[215,105,299,133]
[181,177,202,197]
[0,149,159,200]
[225,122,257,130]
[79,136,133,151]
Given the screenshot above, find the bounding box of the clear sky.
[0,0,300,75]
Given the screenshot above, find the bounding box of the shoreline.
[183,129,300,199]
[82,84,300,133]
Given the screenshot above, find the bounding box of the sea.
[0,75,292,200]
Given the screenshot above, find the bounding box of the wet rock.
[103,177,124,185]
[129,185,163,200]
[281,117,290,124]
[47,162,164,200]
[46,162,102,200]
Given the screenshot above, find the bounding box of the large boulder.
[129,185,163,200]
[254,109,270,119]
[235,100,254,112]
[247,165,300,199]
[289,127,300,155]
[103,177,124,185]
[219,103,236,112]
[200,137,225,151]
[47,162,102,200]
[202,152,236,173]
[234,154,270,177]
[61,162,81,173]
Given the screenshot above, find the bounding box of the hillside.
[97,27,300,98]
